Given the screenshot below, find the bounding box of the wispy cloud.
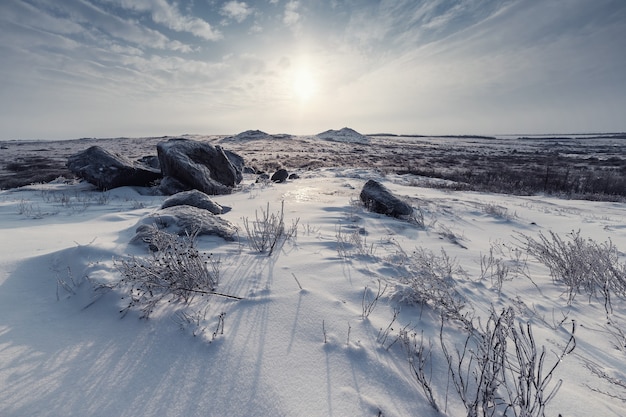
[325,0,626,133]
[106,0,222,41]
[0,0,196,53]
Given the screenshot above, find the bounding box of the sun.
[292,69,317,102]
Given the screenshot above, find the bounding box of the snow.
[1,166,626,416]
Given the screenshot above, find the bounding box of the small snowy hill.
[316,127,370,144]
[223,130,271,142]
[222,130,294,143]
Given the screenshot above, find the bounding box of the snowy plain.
[1,135,626,416]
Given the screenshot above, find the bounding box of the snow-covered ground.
[1,168,626,416]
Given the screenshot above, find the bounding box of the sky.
[0,0,625,140]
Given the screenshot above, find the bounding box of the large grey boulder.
[157,138,243,195]
[67,146,161,190]
[132,205,237,243]
[360,179,413,218]
[161,189,224,214]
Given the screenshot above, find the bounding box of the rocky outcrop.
[161,189,224,214]
[67,146,161,190]
[157,138,243,195]
[360,179,413,218]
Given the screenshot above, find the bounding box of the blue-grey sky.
[1,0,625,139]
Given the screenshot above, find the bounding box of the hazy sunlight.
[292,68,318,102]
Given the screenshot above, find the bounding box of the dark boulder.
[132,205,237,244]
[157,176,190,195]
[67,146,161,190]
[161,189,224,214]
[157,138,243,195]
[271,169,289,183]
[223,149,245,174]
[360,179,413,218]
[137,155,160,170]
[288,173,300,180]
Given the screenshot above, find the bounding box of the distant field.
[2,133,625,199]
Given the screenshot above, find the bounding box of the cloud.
[2,0,199,56]
[283,1,300,28]
[1,0,624,139]
[325,0,626,134]
[341,0,514,56]
[110,0,222,40]
[220,1,253,23]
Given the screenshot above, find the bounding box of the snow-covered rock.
[161,189,224,214]
[133,205,237,242]
[360,179,413,217]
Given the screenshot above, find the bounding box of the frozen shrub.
[483,202,514,220]
[519,230,626,312]
[441,307,576,417]
[478,240,528,294]
[336,225,376,259]
[116,226,219,318]
[392,247,469,324]
[243,201,299,255]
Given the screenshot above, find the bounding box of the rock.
[157,138,243,195]
[137,155,160,170]
[288,173,300,180]
[271,169,289,183]
[158,176,190,195]
[161,189,224,214]
[132,205,237,243]
[360,179,413,217]
[223,149,245,175]
[67,146,161,190]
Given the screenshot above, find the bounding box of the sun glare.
[292,69,317,102]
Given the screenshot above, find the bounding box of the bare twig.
[362,279,387,319]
